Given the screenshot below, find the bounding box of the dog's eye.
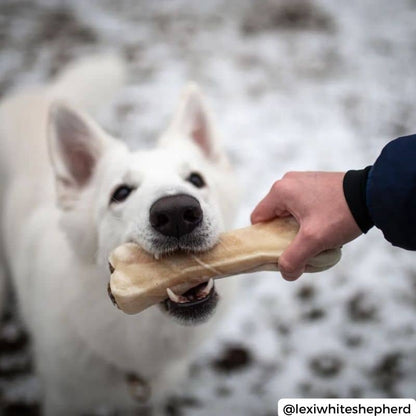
[110,185,133,204]
[186,172,205,188]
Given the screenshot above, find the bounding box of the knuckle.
[282,171,297,180]
[274,172,301,198]
[301,226,326,250]
[272,179,290,196]
[271,180,283,195]
[302,226,317,243]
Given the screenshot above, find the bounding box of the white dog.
[0,56,239,415]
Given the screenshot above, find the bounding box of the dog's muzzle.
[149,194,202,238]
[148,194,219,325]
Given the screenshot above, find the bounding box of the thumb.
[251,183,287,224]
[278,228,321,281]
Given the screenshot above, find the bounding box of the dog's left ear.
[161,83,221,160]
[48,102,109,209]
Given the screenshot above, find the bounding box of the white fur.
[0,56,239,415]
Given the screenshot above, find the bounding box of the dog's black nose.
[149,194,203,238]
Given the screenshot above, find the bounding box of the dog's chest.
[59,271,203,375]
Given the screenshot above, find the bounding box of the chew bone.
[109,217,341,314]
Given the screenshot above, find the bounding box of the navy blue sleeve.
[365,134,416,250]
[343,134,416,250]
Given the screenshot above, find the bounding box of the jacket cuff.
[343,167,374,233]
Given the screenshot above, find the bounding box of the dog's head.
[48,84,238,325]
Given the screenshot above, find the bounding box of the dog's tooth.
[166,288,180,303]
[166,288,188,304]
[154,253,160,260]
[205,278,214,293]
[197,278,215,298]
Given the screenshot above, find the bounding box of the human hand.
[250,172,362,281]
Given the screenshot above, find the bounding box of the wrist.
[343,167,374,233]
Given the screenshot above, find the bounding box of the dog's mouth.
[153,238,220,325]
[166,278,214,305]
[139,223,221,325]
[161,279,219,325]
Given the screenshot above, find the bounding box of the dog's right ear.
[48,103,108,209]
[160,83,223,162]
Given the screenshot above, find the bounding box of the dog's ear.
[48,102,108,209]
[162,83,221,160]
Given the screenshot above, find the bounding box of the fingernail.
[281,272,300,281]
[281,267,304,281]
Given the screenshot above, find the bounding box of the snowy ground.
[0,0,416,414]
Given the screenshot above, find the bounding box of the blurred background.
[0,0,415,414]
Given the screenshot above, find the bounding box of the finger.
[251,182,287,224]
[278,229,321,281]
[281,266,305,281]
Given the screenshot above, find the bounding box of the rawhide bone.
[108,217,342,314]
